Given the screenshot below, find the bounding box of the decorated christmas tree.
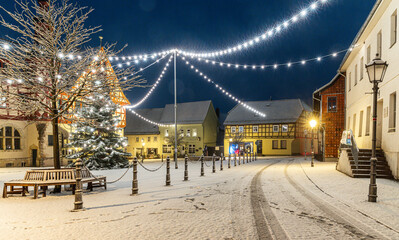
[67,95,131,169]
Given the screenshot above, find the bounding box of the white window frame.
[231,126,236,134]
[238,126,244,133]
[391,10,397,47]
[273,125,279,132]
[186,129,191,137]
[192,128,197,137]
[282,125,289,133]
[253,125,258,133]
[165,129,169,137]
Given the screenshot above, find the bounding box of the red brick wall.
[320,75,345,159]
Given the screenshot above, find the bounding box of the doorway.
[32,149,38,167]
[376,100,383,148]
[256,140,262,154]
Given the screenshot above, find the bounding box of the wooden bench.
[2,168,106,199]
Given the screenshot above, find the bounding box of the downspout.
[337,71,347,129]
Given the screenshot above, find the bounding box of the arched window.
[0,126,21,150]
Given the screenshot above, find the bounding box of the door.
[376,100,383,148]
[256,140,262,154]
[32,149,37,167]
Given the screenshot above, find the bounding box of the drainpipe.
[337,71,347,129]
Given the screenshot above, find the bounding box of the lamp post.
[309,119,317,167]
[365,54,388,203]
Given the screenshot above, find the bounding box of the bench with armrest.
[2,168,106,199]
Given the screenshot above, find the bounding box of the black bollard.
[247,153,249,163]
[131,157,138,195]
[166,156,171,186]
[242,153,245,165]
[142,155,144,163]
[184,155,188,181]
[220,153,224,171]
[255,153,257,161]
[212,153,216,173]
[234,154,237,167]
[72,158,84,211]
[228,154,231,168]
[162,154,164,162]
[201,155,205,176]
[238,154,241,165]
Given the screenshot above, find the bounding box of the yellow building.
[224,99,311,156]
[125,101,219,158]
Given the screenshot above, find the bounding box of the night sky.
[1,0,376,121]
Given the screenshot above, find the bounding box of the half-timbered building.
[224,99,312,156]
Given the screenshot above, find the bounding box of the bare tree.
[0,0,146,169]
[165,128,187,157]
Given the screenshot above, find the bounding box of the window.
[377,30,382,57]
[327,96,337,112]
[281,140,287,149]
[273,125,279,132]
[389,92,397,132]
[192,129,197,137]
[154,136,157,142]
[238,126,244,133]
[355,64,358,85]
[253,126,258,133]
[359,111,364,137]
[348,117,351,130]
[348,72,351,91]
[148,137,151,142]
[367,45,371,63]
[48,135,54,146]
[0,127,21,150]
[272,140,278,149]
[189,145,195,154]
[366,106,371,136]
[186,129,191,137]
[163,145,172,153]
[231,126,236,134]
[282,125,288,132]
[165,129,169,137]
[136,137,139,142]
[391,10,397,47]
[360,57,364,80]
[0,96,6,108]
[353,114,356,135]
[141,138,144,143]
[179,129,184,137]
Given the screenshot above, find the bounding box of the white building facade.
[341,0,399,178]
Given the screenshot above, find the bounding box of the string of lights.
[183,47,355,70]
[127,109,174,127]
[179,55,266,117]
[178,0,330,58]
[126,54,174,108]
[110,53,168,70]
[112,0,331,59]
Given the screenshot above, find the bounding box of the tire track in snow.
[284,160,388,240]
[250,159,288,240]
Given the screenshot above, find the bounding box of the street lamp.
[309,119,317,167]
[365,54,388,203]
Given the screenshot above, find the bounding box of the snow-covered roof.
[159,100,213,124]
[125,108,163,135]
[224,99,311,125]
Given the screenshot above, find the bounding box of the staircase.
[348,149,393,179]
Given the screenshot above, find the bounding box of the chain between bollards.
[220,153,224,171]
[228,154,231,168]
[200,155,205,176]
[166,156,171,186]
[72,158,84,212]
[184,155,189,181]
[131,157,138,195]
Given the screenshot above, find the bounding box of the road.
[1,157,399,239]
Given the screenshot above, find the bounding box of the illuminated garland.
[185,47,355,70]
[179,55,266,117]
[126,54,174,108]
[127,109,174,127]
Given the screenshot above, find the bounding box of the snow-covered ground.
[0,157,398,240]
